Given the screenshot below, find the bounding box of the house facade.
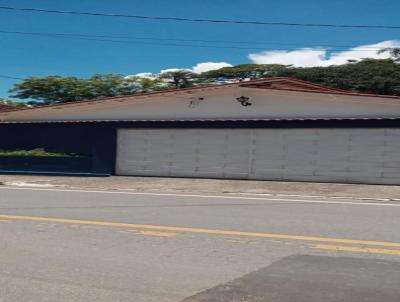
[1,77,400,184]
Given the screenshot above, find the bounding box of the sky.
[0,0,399,99]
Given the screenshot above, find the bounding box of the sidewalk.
[1,174,400,201]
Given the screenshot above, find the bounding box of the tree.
[9,74,141,105]
[283,59,400,95]
[159,70,198,89]
[201,64,288,79]
[7,59,400,105]
[86,74,139,98]
[0,99,28,107]
[10,76,91,104]
[125,76,167,92]
[202,60,400,96]
[378,48,400,61]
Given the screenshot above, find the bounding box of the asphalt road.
[1,186,400,302]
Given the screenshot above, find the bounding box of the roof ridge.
[240,77,349,93]
[277,77,349,93]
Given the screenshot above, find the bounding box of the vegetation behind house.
[5,50,400,106]
[0,148,84,157]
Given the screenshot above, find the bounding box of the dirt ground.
[1,174,400,201]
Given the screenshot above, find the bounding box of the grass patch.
[0,148,83,157]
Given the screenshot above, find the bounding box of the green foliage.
[278,59,400,95]
[0,98,28,107]
[10,76,85,104]
[125,76,166,91]
[85,74,140,98]
[202,59,400,96]
[0,148,83,157]
[159,70,198,88]
[201,64,288,79]
[9,74,141,105]
[378,48,400,61]
[7,59,400,105]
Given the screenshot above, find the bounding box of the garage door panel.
[348,159,384,165]
[313,164,347,170]
[285,155,316,162]
[316,137,350,143]
[385,132,400,138]
[144,162,172,169]
[139,171,170,176]
[346,172,383,179]
[253,135,285,142]
[253,148,284,155]
[346,129,379,135]
[285,148,315,154]
[316,143,348,149]
[252,160,284,167]
[169,162,197,169]
[349,145,386,152]
[383,161,400,168]
[314,170,350,177]
[120,155,148,162]
[282,160,316,167]
[253,148,285,154]
[253,164,284,171]
[227,134,250,140]
[250,171,283,180]
[196,165,223,171]
[116,128,400,184]
[194,172,224,178]
[315,155,348,162]
[384,145,400,152]
[294,175,349,182]
[225,156,250,162]
[283,167,315,173]
[383,151,400,158]
[197,159,226,164]
[197,150,226,156]
[221,158,248,164]
[348,157,384,163]
[253,141,285,148]
[382,171,400,178]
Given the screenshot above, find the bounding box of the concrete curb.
[2,181,400,203]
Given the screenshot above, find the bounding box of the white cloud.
[191,62,233,73]
[160,68,189,74]
[248,40,400,67]
[125,72,158,79]
[160,62,232,74]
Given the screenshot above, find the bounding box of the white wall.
[1,86,400,121]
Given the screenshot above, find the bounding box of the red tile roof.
[0,103,21,113]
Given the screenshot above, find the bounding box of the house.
[1,77,400,184]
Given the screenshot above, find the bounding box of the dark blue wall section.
[0,118,399,175]
[0,156,92,174]
[0,123,115,175]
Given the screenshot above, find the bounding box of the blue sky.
[0,0,399,99]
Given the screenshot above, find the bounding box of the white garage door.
[116,128,400,184]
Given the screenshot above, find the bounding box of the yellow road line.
[138,231,178,237]
[311,244,400,255]
[1,214,400,248]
